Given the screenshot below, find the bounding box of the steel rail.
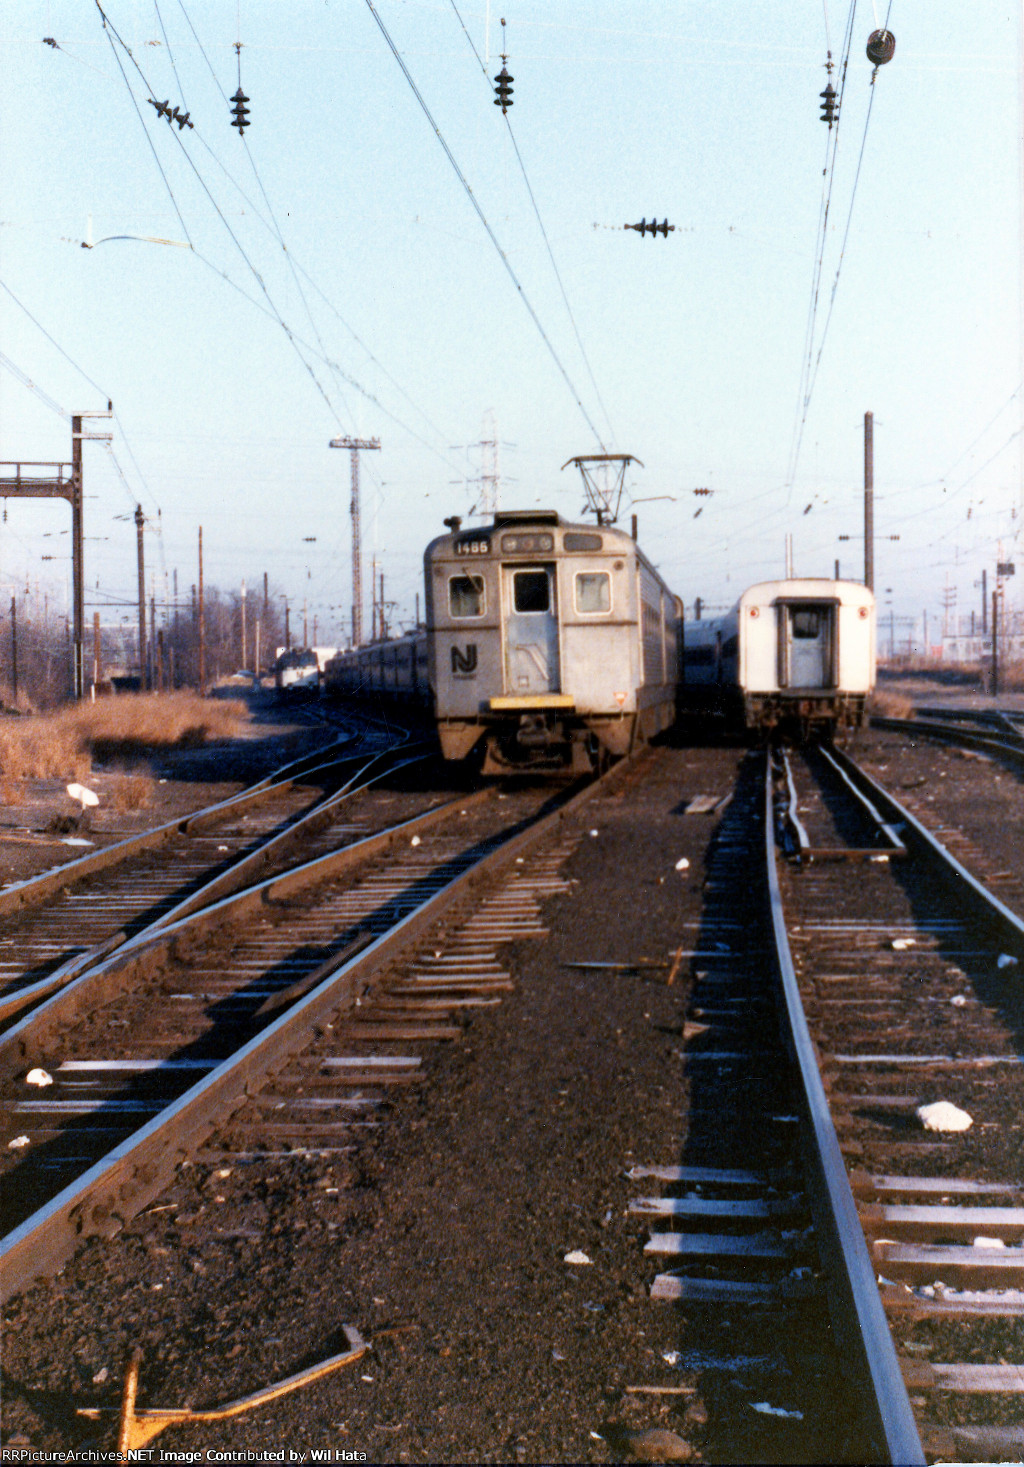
[870,712,1024,769]
[0,754,638,1299]
[828,745,1024,953]
[0,785,493,1077]
[914,705,1024,737]
[762,750,925,1465]
[777,748,906,862]
[0,747,434,1026]
[0,733,400,922]
[778,748,810,855]
[815,746,907,855]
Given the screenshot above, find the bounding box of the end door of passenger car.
[780,602,835,688]
[503,565,560,693]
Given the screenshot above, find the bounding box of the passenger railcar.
[682,578,875,737]
[429,509,680,771]
[322,631,430,704]
[274,648,320,697]
[324,508,682,773]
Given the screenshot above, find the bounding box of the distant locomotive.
[324,508,682,773]
[274,647,320,697]
[682,578,875,737]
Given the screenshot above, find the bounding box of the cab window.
[513,570,550,612]
[575,571,611,614]
[449,574,485,618]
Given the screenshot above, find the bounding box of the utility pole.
[93,611,102,690]
[198,526,206,695]
[9,596,17,704]
[0,405,111,698]
[135,505,147,691]
[864,410,874,592]
[241,579,247,670]
[329,436,381,648]
[993,589,1000,696]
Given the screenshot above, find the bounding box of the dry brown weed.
[0,692,248,781]
[107,773,154,811]
[867,690,915,720]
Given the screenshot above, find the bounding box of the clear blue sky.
[2,1,1021,652]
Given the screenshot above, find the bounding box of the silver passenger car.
[682,577,875,736]
[426,509,680,772]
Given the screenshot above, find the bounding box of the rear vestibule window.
[791,609,822,638]
[575,571,611,613]
[513,570,550,612]
[449,574,485,618]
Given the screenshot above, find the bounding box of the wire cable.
[0,352,69,421]
[363,0,605,447]
[96,1,348,433]
[800,7,891,432]
[449,0,614,446]
[785,0,859,496]
[0,279,109,402]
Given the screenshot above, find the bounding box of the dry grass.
[107,773,155,811]
[0,692,249,781]
[995,659,1024,693]
[867,689,915,720]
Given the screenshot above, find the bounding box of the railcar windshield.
[449,574,485,617]
[513,570,550,612]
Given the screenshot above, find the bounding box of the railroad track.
[0,728,435,1029]
[622,742,1024,1462]
[772,744,1024,1463]
[0,757,625,1307]
[871,709,1024,767]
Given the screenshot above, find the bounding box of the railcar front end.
[425,510,679,773]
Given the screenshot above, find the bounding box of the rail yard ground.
[3,700,1024,1460]
[0,691,337,889]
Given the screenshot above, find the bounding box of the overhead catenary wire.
[174,0,413,436]
[362,0,605,449]
[785,0,859,498]
[122,0,465,473]
[449,1,614,447]
[96,1,350,436]
[168,0,354,428]
[798,3,893,440]
[0,279,160,516]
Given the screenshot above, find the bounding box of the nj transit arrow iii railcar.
[682,578,875,737]
[323,509,682,773]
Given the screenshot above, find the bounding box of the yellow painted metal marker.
[77,1325,368,1450]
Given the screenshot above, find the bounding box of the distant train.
[274,647,321,696]
[682,578,875,737]
[324,508,682,773]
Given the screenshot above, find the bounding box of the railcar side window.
[792,610,821,638]
[575,571,611,613]
[513,570,550,612]
[449,574,485,618]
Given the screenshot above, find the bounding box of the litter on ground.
[917,1100,972,1133]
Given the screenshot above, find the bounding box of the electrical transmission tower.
[329,436,380,647]
[451,412,513,519]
